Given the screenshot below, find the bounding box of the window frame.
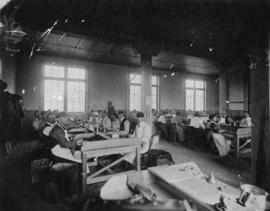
[129,73,141,111]
[43,64,87,112]
[185,79,206,111]
[151,75,159,111]
[129,73,159,111]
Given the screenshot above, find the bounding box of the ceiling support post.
[250,31,270,192]
[140,54,152,124]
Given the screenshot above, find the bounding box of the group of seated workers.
[153,109,252,157]
[201,111,252,155]
[99,110,131,136]
[30,107,156,200]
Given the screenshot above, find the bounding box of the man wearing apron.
[45,112,81,200]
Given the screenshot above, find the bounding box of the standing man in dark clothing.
[0,80,24,156]
[106,101,115,121]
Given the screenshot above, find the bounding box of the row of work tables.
[158,120,252,161]
[101,162,265,211]
[52,126,142,193]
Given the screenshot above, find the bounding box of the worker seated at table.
[219,109,233,125]
[205,114,219,145]
[126,112,152,164]
[49,112,90,190]
[190,112,205,130]
[47,112,79,150]
[157,110,169,139]
[158,110,167,123]
[31,110,58,161]
[205,114,219,129]
[32,112,82,200]
[118,110,130,136]
[171,111,184,142]
[101,111,111,131]
[99,112,151,172]
[186,112,207,147]
[210,123,231,157]
[111,112,120,132]
[152,109,158,121]
[240,111,252,127]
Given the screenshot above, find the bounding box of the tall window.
[129,74,141,111]
[185,79,206,111]
[44,65,86,112]
[129,73,159,111]
[151,75,159,110]
[44,65,65,111]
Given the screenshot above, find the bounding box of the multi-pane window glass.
[152,76,158,85]
[185,89,194,111]
[44,65,64,78]
[130,74,141,84]
[185,79,194,88]
[151,75,159,110]
[44,65,86,112]
[185,79,206,111]
[68,67,86,79]
[44,80,64,111]
[130,85,141,111]
[67,81,85,112]
[152,86,157,110]
[129,74,159,111]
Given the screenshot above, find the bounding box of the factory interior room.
[1,0,270,210]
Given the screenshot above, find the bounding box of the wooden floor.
[159,139,251,188]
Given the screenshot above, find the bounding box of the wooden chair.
[141,134,160,169]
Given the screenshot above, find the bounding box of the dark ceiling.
[0,0,269,75]
[20,31,218,75]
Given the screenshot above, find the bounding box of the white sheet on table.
[51,144,82,163]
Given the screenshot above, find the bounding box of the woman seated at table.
[205,113,218,129]
[219,109,233,125]
[205,114,219,145]
[111,112,120,131]
[157,111,169,139]
[210,123,231,157]
[158,110,167,123]
[102,111,111,131]
[240,111,252,127]
[190,111,205,130]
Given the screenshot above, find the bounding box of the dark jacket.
[49,124,76,150]
[120,117,127,131]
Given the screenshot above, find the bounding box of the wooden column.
[225,76,230,111]
[244,69,251,112]
[250,32,270,191]
[218,68,229,113]
[134,40,160,124]
[0,56,2,79]
[140,54,152,124]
